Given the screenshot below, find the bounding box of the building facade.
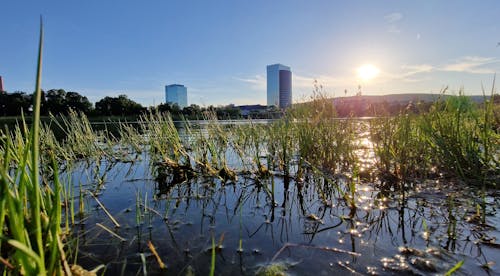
[267,64,292,108]
[0,76,4,93]
[165,84,188,108]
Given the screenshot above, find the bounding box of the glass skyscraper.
[267,64,292,108]
[165,84,188,108]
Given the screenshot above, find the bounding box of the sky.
[1,1,499,106]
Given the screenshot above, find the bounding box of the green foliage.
[0,89,92,116]
[370,90,499,185]
[95,94,145,116]
[419,92,499,182]
[0,92,32,116]
[0,20,71,275]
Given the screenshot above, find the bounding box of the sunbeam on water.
[60,119,500,276]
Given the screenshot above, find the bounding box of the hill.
[331,93,487,105]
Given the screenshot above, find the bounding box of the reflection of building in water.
[267,64,292,108]
[165,84,188,108]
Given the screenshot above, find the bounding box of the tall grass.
[370,90,498,186]
[0,20,71,275]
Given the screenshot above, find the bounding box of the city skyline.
[0,1,499,107]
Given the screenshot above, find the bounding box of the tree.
[0,91,32,116]
[95,95,144,116]
[216,104,241,119]
[157,102,173,113]
[65,91,92,114]
[43,89,93,115]
[45,89,67,114]
[182,104,202,119]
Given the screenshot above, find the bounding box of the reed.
[209,234,216,276]
[51,110,110,162]
[370,89,498,186]
[420,91,498,183]
[0,20,72,275]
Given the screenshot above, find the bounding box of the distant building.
[238,104,268,117]
[267,64,292,108]
[165,84,188,108]
[0,76,4,93]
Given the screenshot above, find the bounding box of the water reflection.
[64,125,499,275]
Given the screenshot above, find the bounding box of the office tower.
[0,76,4,93]
[165,84,188,108]
[267,64,292,108]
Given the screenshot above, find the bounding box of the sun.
[357,64,380,81]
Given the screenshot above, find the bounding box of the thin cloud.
[441,56,499,74]
[384,12,403,34]
[233,75,266,90]
[384,12,403,23]
[394,56,499,79]
[381,64,434,83]
[235,73,354,102]
[234,73,349,91]
[401,64,434,76]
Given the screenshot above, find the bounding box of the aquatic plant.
[421,90,498,182]
[0,20,72,275]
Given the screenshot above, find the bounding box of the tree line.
[0,89,242,119]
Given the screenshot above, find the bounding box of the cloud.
[381,64,434,83]
[234,72,355,102]
[270,73,351,92]
[401,64,434,76]
[384,12,403,34]
[234,73,349,92]
[441,56,499,74]
[393,56,499,80]
[384,12,403,23]
[233,75,266,90]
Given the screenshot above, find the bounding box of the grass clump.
[420,91,499,183]
[370,89,499,186]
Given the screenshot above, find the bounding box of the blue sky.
[1,1,499,106]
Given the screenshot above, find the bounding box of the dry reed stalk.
[89,192,121,228]
[147,241,166,269]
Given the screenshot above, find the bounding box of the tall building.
[267,64,292,108]
[0,76,4,93]
[165,84,188,108]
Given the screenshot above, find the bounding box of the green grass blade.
[6,239,43,269]
[210,234,215,276]
[29,17,46,275]
[444,260,464,276]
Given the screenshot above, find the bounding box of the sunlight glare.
[357,64,380,81]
